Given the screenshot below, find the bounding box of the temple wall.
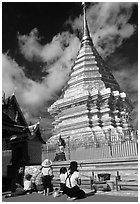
[28,141,42,165]
[2,150,12,177]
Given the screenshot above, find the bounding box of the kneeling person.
[64,161,85,201]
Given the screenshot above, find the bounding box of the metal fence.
[42,130,138,162]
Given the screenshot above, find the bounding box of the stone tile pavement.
[2,191,138,202]
[89,189,138,198]
[2,188,138,198]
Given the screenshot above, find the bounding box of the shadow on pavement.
[85,191,96,197]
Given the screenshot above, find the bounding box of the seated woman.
[64,161,85,201]
[24,174,33,194]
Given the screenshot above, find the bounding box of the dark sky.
[2,2,138,140]
[2,2,82,52]
[3,2,138,55]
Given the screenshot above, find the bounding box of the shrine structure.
[2,93,45,191]
[48,4,133,150]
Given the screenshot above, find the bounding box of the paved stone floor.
[2,189,138,202]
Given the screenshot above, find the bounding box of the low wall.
[52,156,138,183]
[22,156,138,191]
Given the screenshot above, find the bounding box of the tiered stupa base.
[48,87,131,147]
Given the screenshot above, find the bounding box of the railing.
[42,130,138,162]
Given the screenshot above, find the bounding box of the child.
[59,167,67,193]
[41,159,53,196]
[24,174,33,194]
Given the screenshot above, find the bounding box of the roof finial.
[82,2,91,42]
[12,87,17,95]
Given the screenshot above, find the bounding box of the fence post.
[67,136,70,160]
[108,129,112,157]
[134,131,138,155]
[46,142,49,159]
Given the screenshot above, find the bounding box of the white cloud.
[2,54,27,96]
[18,29,79,64]
[2,54,51,109]
[2,34,80,112]
[17,29,80,99]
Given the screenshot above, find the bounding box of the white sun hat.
[41,159,52,168]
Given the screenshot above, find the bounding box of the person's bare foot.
[67,197,77,201]
[5,194,12,198]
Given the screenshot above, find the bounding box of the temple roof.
[28,121,46,144]
[2,93,28,127]
[2,93,45,144]
[2,93,30,137]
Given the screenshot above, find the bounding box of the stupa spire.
[82,2,91,42]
